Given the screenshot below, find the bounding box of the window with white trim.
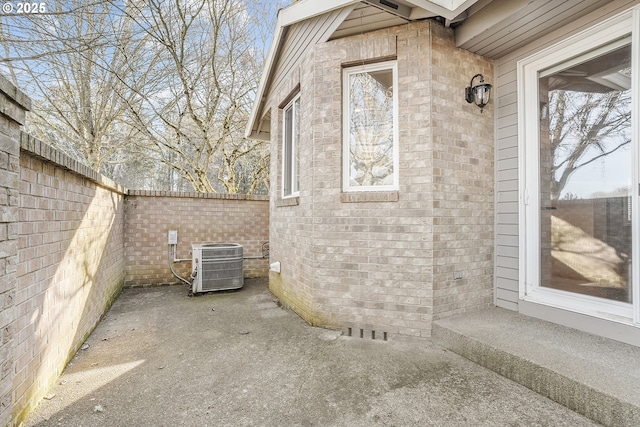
[343,61,399,192]
[282,95,300,198]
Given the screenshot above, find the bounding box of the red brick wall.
[124,191,269,286]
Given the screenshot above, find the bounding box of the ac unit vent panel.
[192,243,243,293]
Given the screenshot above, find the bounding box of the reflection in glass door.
[538,41,632,304]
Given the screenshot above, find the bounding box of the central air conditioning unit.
[191,243,243,294]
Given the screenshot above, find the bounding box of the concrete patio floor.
[24,278,599,427]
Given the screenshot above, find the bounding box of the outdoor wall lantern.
[465,73,492,112]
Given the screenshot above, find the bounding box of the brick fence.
[124,191,269,286]
[0,75,27,427]
[0,76,270,426]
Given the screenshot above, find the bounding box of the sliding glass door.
[539,41,632,304]
[519,7,639,325]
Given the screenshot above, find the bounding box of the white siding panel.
[496,298,518,311]
[496,287,519,309]
[496,168,517,182]
[496,192,518,205]
[496,158,518,172]
[497,91,517,109]
[497,201,518,215]
[497,213,518,225]
[496,266,518,281]
[496,287,518,300]
[495,33,519,312]
[496,252,517,269]
[496,128,516,145]
[331,4,407,40]
[496,223,518,236]
[497,146,517,161]
[496,245,518,260]
[497,68,517,86]
[496,102,516,117]
[496,112,517,129]
[496,61,514,77]
[497,79,517,98]
[496,179,517,193]
[496,233,518,247]
[496,277,519,292]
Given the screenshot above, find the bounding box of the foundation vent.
[344,327,388,341]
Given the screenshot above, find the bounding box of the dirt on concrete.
[24,278,599,426]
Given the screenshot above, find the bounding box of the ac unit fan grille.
[201,259,243,291]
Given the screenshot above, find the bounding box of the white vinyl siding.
[494,61,520,310]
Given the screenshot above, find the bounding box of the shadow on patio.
[24,278,597,427]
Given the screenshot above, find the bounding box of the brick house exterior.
[249,8,494,339]
[281,21,495,338]
[248,0,640,345]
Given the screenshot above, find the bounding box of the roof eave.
[246,0,483,140]
[405,0,479,20]
[245,0,361,140]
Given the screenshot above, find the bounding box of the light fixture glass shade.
[474,83,492,109]
[465,74,492,112]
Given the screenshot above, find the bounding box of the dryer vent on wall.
[191,243,243,293]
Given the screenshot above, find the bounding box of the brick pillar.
[0,75,30,426]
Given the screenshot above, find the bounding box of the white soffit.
[331,3,412,40]
[455,0,531,48]
[279,0,362,27]
[455,0,616,58]
[404,0,480,20]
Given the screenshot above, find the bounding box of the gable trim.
[246,1,359,141]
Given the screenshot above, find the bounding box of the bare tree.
[220,137,270,194]
[1,0,284,193]
[1,1,161,172]
[548,89,631,200]
[110,0,275,193]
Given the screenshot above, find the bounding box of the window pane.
[283,104,293,196]
[283,96,300,197]
[293,97,300,194]
[538,43,632,303]
[348,68,394,188]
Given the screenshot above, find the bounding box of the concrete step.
[432,308,640,427]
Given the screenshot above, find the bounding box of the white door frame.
[517,6,640,327]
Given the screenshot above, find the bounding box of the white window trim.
[517,6,640,326]
[342,61,399,192]
[282,94,300,199]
